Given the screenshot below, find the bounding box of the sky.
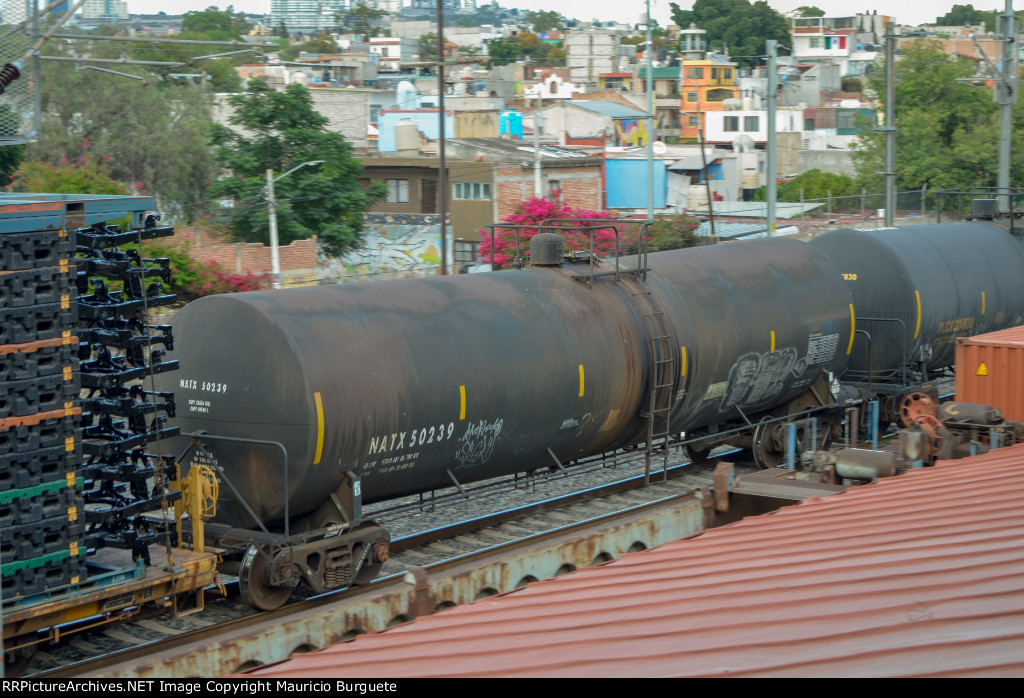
[124,0,1015,28]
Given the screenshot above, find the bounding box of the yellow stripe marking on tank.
[914,290,922,339]
[578,364,585,397]
[460,385,466,420]
[847,304,856,355]
[982,291,986,316]
[680,346,687,377]
[770,331,776,353]
[313,392,325,465]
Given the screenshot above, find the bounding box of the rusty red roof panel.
[247,445,1024,678]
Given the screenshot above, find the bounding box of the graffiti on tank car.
[454,418,504,465]
[719,348,808,411]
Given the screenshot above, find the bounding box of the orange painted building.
[679,56,739,141]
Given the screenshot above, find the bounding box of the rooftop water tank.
[394,119,420,153]
[500,110,524,140]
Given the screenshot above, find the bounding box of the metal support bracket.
[546,447,567,474]
[446,469,469,499]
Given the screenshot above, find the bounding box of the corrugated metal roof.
[245,445,1024,678]
[692,201,823,218]
[565,100,647,118]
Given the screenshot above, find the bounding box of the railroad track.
[24,449,753,677]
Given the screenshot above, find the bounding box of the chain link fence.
[770,187,1024,232]
[0,0,38,144]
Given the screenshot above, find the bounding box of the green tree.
[11,159,130,195]
[29,46,218,222]
[795,5,825,17]
[210,80,385,257]
[852,40,1010,195]
[485,36,521,66]
[278,35,339,61]
[74,8,250,92]
[935,4,998,28]
[753,169,857,202]
[669,0,790,68]
[485,32,563,67]
[180,5,249,40]
[336,4,387,39]
[419,33,439,61]
[524,10,564,34]
[0,105,25,186]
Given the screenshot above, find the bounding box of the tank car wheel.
[684,442,712,464]
[752,421,785,469]
[238,544,293,611]
[4,642,38,678]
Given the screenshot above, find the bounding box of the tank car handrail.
[483,223,529,270]
[540,218,653,283]
[484,219,652,282]
[850,317,909,387]
[853,329,874,397]
[182,432,292,541]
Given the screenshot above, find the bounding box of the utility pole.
[266,169,281,289]
[883,22,896,227]
[437,0,448,274]
[534,94,543,196]
[996,0,1018,215]
[266,161,323,290]
[766,39,777,236]
[645,0,655,227]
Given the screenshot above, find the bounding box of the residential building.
[703,108,802,144]
[270,0,343,33]
[82,0,128,20]
[537,100,650,147]
[598,72,634,92]
[566,29,621,88]
[524,73,587,100]
[445,138,604,222]
[679,54,739,141]
[369,37,422,71]
[358,144,603,269]
[790,15,883,77]
[636,65,683,142]
[214,88,373,149]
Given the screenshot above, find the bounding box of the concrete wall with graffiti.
[319,213,454,283]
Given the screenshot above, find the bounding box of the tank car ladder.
[624,276,678,485]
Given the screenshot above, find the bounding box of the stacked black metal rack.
[1,194,181,602]
[1,207,85,597]
[76,214,181,565]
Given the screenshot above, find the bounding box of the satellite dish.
[652,141,668,155]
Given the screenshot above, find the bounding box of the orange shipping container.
[955,326,1024,421]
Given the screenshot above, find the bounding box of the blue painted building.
[605,159,667,210]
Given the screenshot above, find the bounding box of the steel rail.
[31,456,731,678]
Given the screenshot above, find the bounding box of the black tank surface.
[166,266,648,527]
[164,239,854,528]
[645,238,854,429]
[809,223,1024,380]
